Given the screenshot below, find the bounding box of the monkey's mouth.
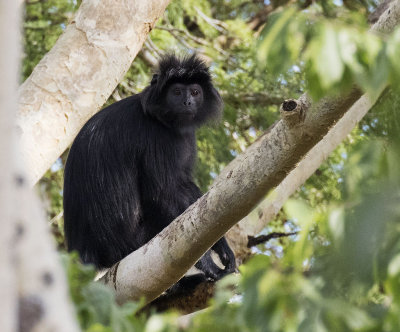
[165,109,195,118]
[160,111,195,128]
[176,111,195,117]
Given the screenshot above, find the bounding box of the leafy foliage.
[258,2,400,100]
[63,253,151,332]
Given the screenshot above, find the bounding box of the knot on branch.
[282,100,297,112]
[280,96,309,127]
[18,295,44,332]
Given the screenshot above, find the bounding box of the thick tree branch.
[227,92,384,252]
[101,1,400,305]
[149,82,386,314]
[144,82,386,315]
[100,89,358,303]
[371,0,400,33]
[17,0,171,185]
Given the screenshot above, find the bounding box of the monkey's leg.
[166,240,236,295]
[195,250,226,280]
[165,274,208,295]
[211,237,236,274]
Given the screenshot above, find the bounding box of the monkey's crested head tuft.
[140,53,222,123]
[151,54,212,92]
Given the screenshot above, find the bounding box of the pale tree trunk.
[17,0,171,185]
[0,2,80,332]
[100,0,400,307]
[15,177,80,332]
[0,0,20,330]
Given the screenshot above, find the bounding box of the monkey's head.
[141,54,223,130]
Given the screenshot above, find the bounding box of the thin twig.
[49,210,63,225]
[144,38,164,58]
[156,26,208,46]
[247,232,298,247]
[155,25,229,57]
[194,6,228,32]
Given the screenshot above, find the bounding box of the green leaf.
[328,207,345,241]
[284,199,315,227]
[258,7,298,74]
[337,28,362,74]
[387,27,400,85]
[308,24,344,89]
[388,254,400,277]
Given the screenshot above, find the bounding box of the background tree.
[1,1,79,331]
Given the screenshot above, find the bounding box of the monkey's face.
[163,83,204,126]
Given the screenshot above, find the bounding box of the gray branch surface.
[101,90,359,304]
[17,0,171,184]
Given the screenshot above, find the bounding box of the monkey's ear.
[150,74,158,85]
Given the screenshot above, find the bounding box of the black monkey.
[63,54,236,284]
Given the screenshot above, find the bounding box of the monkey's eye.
[173,88,181,96]
[191,89,199,96]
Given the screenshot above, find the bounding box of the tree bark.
[225,91,384,261]
[0,0,20,330]
[15,181,80,332]
[143,90,383,313]
[145,90,383,313]
[17,0,171,185]
[99,91,358,304]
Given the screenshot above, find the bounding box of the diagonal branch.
[101,1,400,304]
[100,90,360,304]
[145,89,385,314]
[227,91,384,255]
[17,0,172,185]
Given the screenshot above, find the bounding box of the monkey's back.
[63,95,145,268]
[63,95,199,269]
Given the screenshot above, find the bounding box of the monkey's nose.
[183,101,191,106]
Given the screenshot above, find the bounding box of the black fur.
[63,54,235,283]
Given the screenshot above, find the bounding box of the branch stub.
[280,98,306,127]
